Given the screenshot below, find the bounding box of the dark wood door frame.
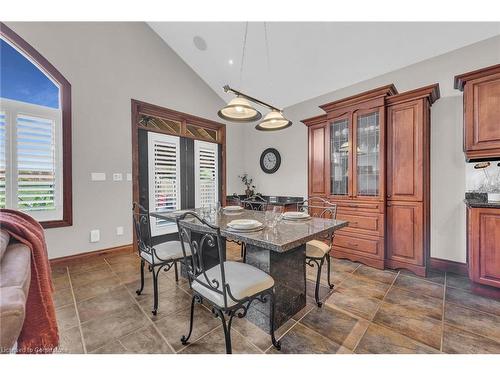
[131,99,227,250]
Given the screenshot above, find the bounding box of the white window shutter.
[195,140,219,208]
[0,99,63,221]
[148,132,180,236]
[16,114,57,213]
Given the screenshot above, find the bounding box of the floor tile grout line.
[443,319,500,345]
[66,266,87,354]
[440,272,447,352]
[444,296,500,319]
[232,327,265,354]
[349,270,400,353]
[176,324,221,354]
[103,258,177,354]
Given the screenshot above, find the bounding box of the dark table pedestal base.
[244,243,306,332]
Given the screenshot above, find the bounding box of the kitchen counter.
[464,192,500,209]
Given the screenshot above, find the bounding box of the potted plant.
[238,173,255,198]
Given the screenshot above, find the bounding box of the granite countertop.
[151,208,348,253]
[227,195,303,206]
[464,192,500,208]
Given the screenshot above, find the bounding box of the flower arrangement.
[238,173,256,197]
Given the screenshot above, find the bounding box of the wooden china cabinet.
[303,83,440,276]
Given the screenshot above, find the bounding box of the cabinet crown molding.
[386,83,440,106]
[454,63,500,91]
[319,84,398,113]
[301,114,327,127]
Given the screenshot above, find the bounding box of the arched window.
[0,23,72,227]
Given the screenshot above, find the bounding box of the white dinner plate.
[282,211,310,220]
[224,205,243,211]
[227,219,262,230]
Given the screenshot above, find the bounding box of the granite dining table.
[150,208,348,331]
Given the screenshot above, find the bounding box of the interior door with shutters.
[194,140,219,208]
[147,131,181,236]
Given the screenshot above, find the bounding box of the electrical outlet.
[113,173,123,181]
[116,226,124,236]
[126,173,132,181]
[91,172,106,181]
[90,229,100,243]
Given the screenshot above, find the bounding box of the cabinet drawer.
[336,212,384,237]
[331,199,383,213]
[333,234,383,259]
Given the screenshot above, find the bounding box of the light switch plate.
[126,173,132,181]
[91,172,106,181]
[113,173,123,181]
[90,229,100,243]
[116,226,124,236]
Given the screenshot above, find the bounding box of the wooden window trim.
[0,22,72,228]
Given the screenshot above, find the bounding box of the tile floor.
[52,243,500,354]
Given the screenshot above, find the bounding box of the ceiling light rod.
[223,85,281,112]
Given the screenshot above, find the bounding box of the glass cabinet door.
[330,118,349,196]
[355,111,380,197]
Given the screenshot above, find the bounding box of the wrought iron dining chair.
[298,197,337,307]
[132,202,191,315]
[239,196,269,262]
[175,212,281,354]
[241,195,268,211]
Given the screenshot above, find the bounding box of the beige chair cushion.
[0,243,31,298]
[0,230,10,262]
[192,261,274,307]
[306,239,330,258]
[140,241,191,264]
[0,286,27,352]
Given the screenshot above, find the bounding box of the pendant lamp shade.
[217,97,262,122]
[255,110,292,131]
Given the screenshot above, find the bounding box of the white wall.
[241,35,500,263]
[6,22,244,259]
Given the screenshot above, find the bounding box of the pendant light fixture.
[255,110,292,131]
[217,22,292,131]
[217,96,262,122]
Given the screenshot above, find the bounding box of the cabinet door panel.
[309,125,327,195]
[465,74,500,152]
[330,116,351,197]
[386,202,423,266]
[387,101,423,201]
[353,108,383,199]
[470,208,500,288]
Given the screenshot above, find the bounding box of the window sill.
[41,219,72,229]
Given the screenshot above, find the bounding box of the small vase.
[245,188,252,197]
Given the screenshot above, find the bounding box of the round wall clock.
[260,148,281,174]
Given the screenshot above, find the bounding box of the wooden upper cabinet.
[386,100,423,201]
[455,64,500,161]
[468,207,500,288]
[305,115,328,196]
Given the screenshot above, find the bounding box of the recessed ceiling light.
[193,36,207,51]
[228,59,234,65]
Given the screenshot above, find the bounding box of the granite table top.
[150,208,348,253]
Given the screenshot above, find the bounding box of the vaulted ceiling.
[149,22,500,108]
